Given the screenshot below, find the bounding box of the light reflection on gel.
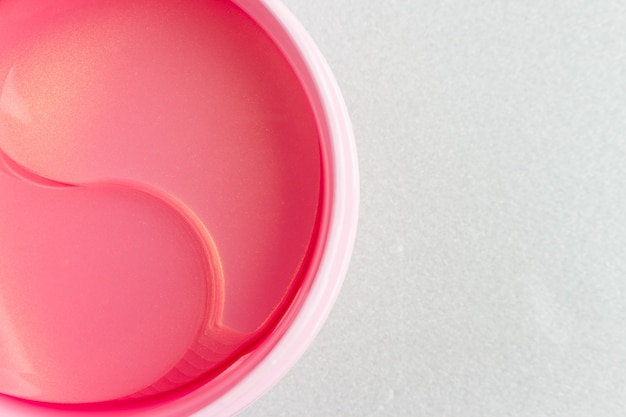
[0,68,31,124]
[0,0,322,405]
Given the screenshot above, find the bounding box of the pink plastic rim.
[0,0,358,415]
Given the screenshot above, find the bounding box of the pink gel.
[0,0,322,404]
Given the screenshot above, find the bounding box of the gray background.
[244,1,626,416]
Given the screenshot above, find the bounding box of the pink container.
[0,0,357,415]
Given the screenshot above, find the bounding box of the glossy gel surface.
[0,0,322,404]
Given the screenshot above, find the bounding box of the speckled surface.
[242,1,626,416]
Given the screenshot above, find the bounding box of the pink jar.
[0,0,357,415]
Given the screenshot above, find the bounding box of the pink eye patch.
[0,0,322,405]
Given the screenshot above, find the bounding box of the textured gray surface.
[243,1,626,416]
